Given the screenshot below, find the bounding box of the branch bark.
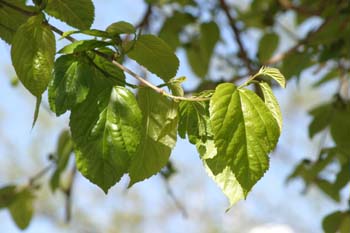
[219,0,254,74]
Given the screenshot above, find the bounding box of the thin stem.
[161,176,188,218]
[29,164,53,186]
[64,166,77,223]
[265,17,334,65]
[219,0,254,74]
[46,8,209,102]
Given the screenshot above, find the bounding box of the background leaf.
[258,32,279,63]
[8,189,34,230]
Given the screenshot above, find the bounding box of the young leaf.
[48,54,92,116]
[178,101,210,144]
[126,34,179,81]
[45,0,94,30]
[259,82,282,132]
[207,83,280,193]
[258,32,279,63]
[11,14,55,97]
[61,29,110,39]
[196,140,245,206]
[58,40,111,54]
[70,83,142,193]
[128,87,178,185]
[0,0,30,44]
[8,189,34,230]
[106,21,136,36]
[257,66,286,88]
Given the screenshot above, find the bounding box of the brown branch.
[136,4,152,30]
[278,0,320,16]
[265,17,334,65]
[219,0,254,74]
[3,0,210,101]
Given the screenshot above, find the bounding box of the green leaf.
[50,130,74,192]
[256,66,286,88]
[70,83,142,193]
[323,211,343,233]
[340,214,350,233]
[207,83,280,193]
[259,82,282,132]
[11,14,55,97]
[315,179,340,202]
[9,189,34,230]
[0,185,17,209]
[308,103,333,138]
[126,34,179,81]
[258,32,279,63]
[48,54,92,116]
[92,54,125,82]
[45,0,94,30]
[32,96,41,128]
[0,0,30,44]
[128,87,178,185]
[330,106,350,150]
[58,40,111,54]
[186,21,220,77]
[61,29,110,39]
[106,21,136,36]
[196,140,244,206]
[178,101,210,144]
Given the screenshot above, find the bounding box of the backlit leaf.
[11,14,55,97]
[128,87,178,185]
[48,54,92,116]
[259,82,282,132]
[257,66,286,88]
[207,83,280,193]
[70,81,142,193]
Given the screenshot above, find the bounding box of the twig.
[278,0,320,16]
[219,0,254,74]
[136,4,152,30]
[161,177,188,218]
[29,164,53,186]
[49,11,209,102]
[265,17,334,65]
[3,0,210,101]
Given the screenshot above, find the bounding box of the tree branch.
[219,0,254,74]
[265,17,334,65]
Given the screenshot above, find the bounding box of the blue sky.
[0,1,347,232]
